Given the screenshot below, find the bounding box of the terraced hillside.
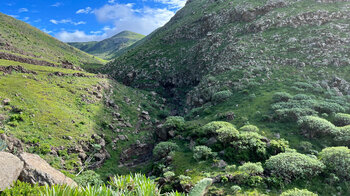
[0,12,105,69]
[68,31,145,60]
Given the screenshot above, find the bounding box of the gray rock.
[2,99,10,105]
[18,153,77,187]
[0,152,24,191]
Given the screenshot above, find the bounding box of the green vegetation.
[68,31,145,60]
[0,13,104,67]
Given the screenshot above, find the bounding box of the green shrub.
[275,108,317,121]
[229,132,267,162]
[265,152,324,183]
[40,184,115,196]
[188,178,212,196]
[164,171,175,180]
[292,94,313,100]
[109,173,160,195]
[0,138,7,151]
[216,127,239,144]
[153,142,179,159]
[315,101,345,114]
[334,113,350,126]
[225,165,237,173]
[75,170,103,187]
[318,146,350,180]
[267,139,289,155]
[238,162,264,176]
[272,92,292,103]
[1,180,42,196]
[297,116,337,138]
[193,146,214,161]
[164,116,185,131]
[34,143,51,155]
[212,90,232,104]
[298,141,314,154]
[280,188,318,196]
[239,125,259,132]
[230,185,241,194]
[200,121,235,136]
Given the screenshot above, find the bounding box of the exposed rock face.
[0,152,24,191]
[0,134,25,154]
[119,143,153,167]
[18,153,77,187]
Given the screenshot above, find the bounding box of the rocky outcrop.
[0,152,24,191]
[119,143,153,167]
[0,65,37,75]
[18,153,77,187]
[0,134,25,154]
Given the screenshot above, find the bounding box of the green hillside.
[68,31,145,60]
[0,12,105,69]
[100,0,350,195]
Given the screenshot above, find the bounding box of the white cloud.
[54,2,184,42]
[9,15,19,18]
[94,3,175,35]
[18,8,28,13]
[50,19,86,25]
[23,17,30,21]
[154,0,186,9]
[51,2,62,7]
[76,7,92,14]
[42,28,53,34]
[56,30,103,42]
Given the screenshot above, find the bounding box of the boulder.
[18,153,77,187]
[0,152,24,191]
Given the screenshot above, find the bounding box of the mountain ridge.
[68,31,145,60]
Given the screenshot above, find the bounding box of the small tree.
[334,113,350,126]
[164,116,185,131]
[297,116,337,138]
[153,142,179,159]
[239,125,259,132]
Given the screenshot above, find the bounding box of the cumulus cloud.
[76,7,92,14]
[56,30,103,42]
[18,8,28,13]
[94,3,175,35]
[50,19,86,25]
[55,1,186,42]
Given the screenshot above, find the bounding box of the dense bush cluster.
[318,147,350,180]
[333,113,350,126]
[297,116,337,138]
[239,125,259,132]
[265,152,325,183]
[271,92,350,122]
[164,116,186,131]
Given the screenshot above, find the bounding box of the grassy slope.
[0,12,105,67]
[68,31,145,60]
[0,58,166,179]
[102,0,350,195]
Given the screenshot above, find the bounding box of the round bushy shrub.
[75,170,103,186]
[332,126,350,145]
[318,146,350,180]
[265,152,324,183]
[315,101,345,114]
[229,132,267,162]
[164,116,185,131]
[297,116,337,138]
[216,127,239,144]
[193,146,214,161]
[212,90,233,104]
[267,139,289,155]
[238,162,264,176]
[153,142,179,159]
[334,113,350,126]
[200,121,235,136]
[239,125,259,132]
[272,92,292,103]
[280,188,318,196]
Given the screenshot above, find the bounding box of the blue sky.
[0,0,186,42]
